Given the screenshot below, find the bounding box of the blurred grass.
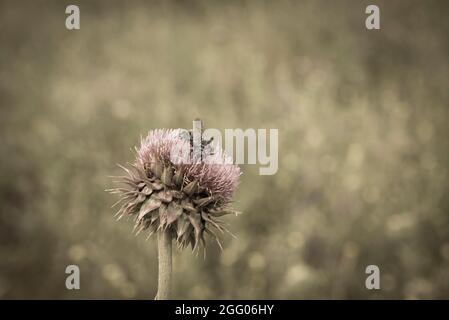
[1,0,449,299]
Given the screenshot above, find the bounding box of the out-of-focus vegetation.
[1,0,449,299]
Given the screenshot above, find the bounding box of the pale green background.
[1,0,448,299]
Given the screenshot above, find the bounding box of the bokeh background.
[1,0,449,299]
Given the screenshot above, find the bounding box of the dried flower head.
[108,126,241,252]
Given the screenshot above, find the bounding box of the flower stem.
[155,228,172,300]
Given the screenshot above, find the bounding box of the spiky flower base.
[109,160,238,252]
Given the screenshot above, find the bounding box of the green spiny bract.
[107,128,241,253]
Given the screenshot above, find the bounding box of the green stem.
[155,228,172,300]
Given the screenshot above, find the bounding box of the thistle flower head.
[108,126,241,252]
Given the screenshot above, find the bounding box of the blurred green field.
[1,0,449,299]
